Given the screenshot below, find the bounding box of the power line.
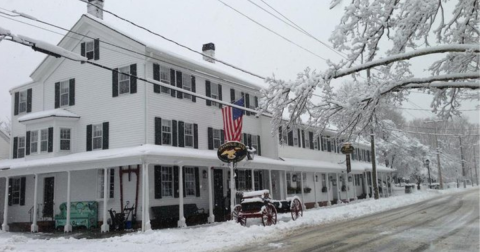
[216,0,327,61]
[396,107,479,112]
[76,0,265,80]
[247,0,348,60]
[0,11,264,89]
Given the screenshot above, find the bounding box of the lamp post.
[425,159,431,188]
[424,120,444,189]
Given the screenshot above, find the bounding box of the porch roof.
[0,144,393,177]
[18,108,80,123]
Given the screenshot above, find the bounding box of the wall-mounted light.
[203,170,207,179]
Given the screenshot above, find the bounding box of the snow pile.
[0,188,471,252]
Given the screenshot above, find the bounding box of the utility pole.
[459,136,467,188]
[474,144,479,186]
[424,121,444,189]
[367,69,379,199]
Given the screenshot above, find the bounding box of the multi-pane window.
[213,129,222,149]
[97,169,114,199]
[11,178,21,205]
[60,128,71,151]
[293,130,299,146]
[40,129,48,152]
[314,138,319,150]
[251,136,258,151]
[210,84,219,107]
[254,171,260,190]
[161,166,173,197]
[93,124,103,150]
[19,90,27,114]
[237,170,246,191]
[30,131,38,154]
[185,167,196,196]
[322,136,328,151]
[305,133,310,149]
[184,123,193,148]
[118,65,130,95]
[162,119,172,145]
[85,41,94,59]
[183,74,192,100]
[282,130,288,145]
[60,80,70,106]
[160,65,171,93]
[17,136,25,158]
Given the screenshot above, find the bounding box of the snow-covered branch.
[405,81,480,89]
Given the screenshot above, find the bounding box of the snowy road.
[231,189,479,252]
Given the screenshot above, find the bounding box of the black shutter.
[176,71,183,99]
[14,92,19,116]
[20,177,26,206]
[241,92,245,115]
[195,168,200,197]
[155,117,162,145]
[26,131,31,156]
[205,81,211,106]
[55,82,60,108]
[246,171,252,190]
[234,169,239,189]
[182,168,186,197]
[327,137,331,152]
[8,178,12,206]
[245,93,250,116]
[243,133,247,145]
[27,88,32,113]
[153,64,160,93]
[230,88,235,103]
[86,124,92,151]
[94,38,100,60]
[207,127,213,150]
[48,127,53,153]
[13,137,18,159]
[193,124,198,149]
[154,166,162,199]
[103,122,109,149]
[174,166,179,198]
[278,127,282,144]
[81,42,85,56]
[248,134,252,148]
[288,130,293,146]
[69,79,75,106]
[301,130,306,148]
[109,169,115,198]
[178,121,185,147]
[170,69,176,97]
[317,136,321,151]
[172,120,177,147]
[257,135,261,156]
[297,129,301,147]
[191,76,196,102]
[220,130,224,145]
[218,84,222,108]
[320,136,325,151]
[112,68,119,97]
[309,132,314,150]
[130,64,137,94]
[255,96,259,108]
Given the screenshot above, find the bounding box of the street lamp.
[424,120,444,189]
[425,159,431,188]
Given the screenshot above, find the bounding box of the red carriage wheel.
[290,198,303,221]
[261,203,277,226]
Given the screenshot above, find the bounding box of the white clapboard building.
[0,0,393,233]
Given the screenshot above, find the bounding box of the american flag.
[222,98,244,142]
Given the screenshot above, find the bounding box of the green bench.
[55,201,98,229]
[151,204,207,225]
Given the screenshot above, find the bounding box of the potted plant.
[303,187,312,193]
[321,186,327,193]
[341,185,347,192]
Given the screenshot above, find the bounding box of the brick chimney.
[87,0,104,19]
[202,43,215,63]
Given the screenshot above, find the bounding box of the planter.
[303,187,312,193]
[321,186,327,193]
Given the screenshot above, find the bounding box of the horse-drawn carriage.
[231,190,303,226]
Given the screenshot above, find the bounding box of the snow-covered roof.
[83,14,266,91]
[0,144,392,176]
[18,109,80,122]
[282,158,392,173]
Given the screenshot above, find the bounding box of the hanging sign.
[217,141,247,163]
[341,142,354,154]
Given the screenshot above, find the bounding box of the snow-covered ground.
[0,187,474,252]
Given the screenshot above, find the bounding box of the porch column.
[2,177,9,232]
[251,169,255,191]
[208,167,214,223]
[64,171,72,232]
[101,168,109,232]
[300,172,306,209]
[268,169,273,198]
[353,175,358,200]
[364,172,369,199]
[326,173,331,206]
[336,173,341,203]
[141,164,146,232]
[31,174,39,232]
[144,163,151,231]
[178,165,186,227]
[313,172,319,208]
[345,174,350,203]
[284,171,288,198]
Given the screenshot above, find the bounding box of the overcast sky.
[0,0,478,126]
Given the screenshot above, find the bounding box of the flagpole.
[230,161,235,216]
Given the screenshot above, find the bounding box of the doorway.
[213,169,226,221]
[43,177,55,219]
